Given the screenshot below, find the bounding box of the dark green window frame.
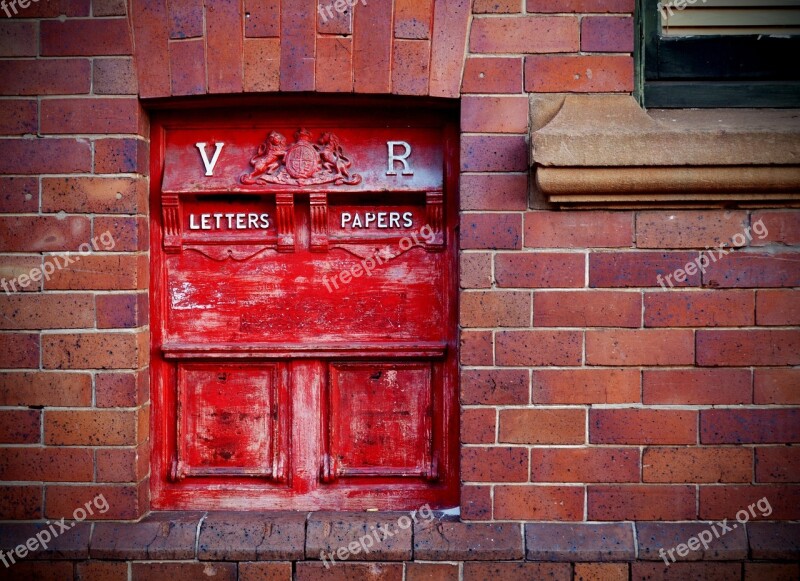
[638,0,800,107]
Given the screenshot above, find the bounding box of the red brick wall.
[0,0,149,521]
[1,0,798,544]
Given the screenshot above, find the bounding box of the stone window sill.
[530,95,800,208]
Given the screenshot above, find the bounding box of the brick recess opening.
[149,102,460,511]
[0,0,797,577]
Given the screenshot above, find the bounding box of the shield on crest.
[284,141,319,179]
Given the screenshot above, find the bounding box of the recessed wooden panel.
[175,363,282,479]
[327,362,433,479]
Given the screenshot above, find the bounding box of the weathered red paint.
[150,101,459,510]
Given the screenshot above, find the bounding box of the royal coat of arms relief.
[241,128,363,186]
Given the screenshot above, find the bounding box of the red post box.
[150,102,459,510]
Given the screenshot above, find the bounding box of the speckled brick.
[462,57,522,93]
[45,483,143,520]
[0,522,91,559]
[462,447,528,482]
[0,99,37,135]
[589,251,701,288]
[93,216,148,252]
[748,522,800,560]
[76,561,128,581]
[494,486,584,520]
[239,562,293,581]
[198,512,306,560]
[460,214,522,250]
[41,98,142,135]
[461,369,529,405]
[0,485,41,519]
[168,0,204,39]
[0,60,91,96]
[460,174,528,211]
[586,329,694,366]
[295,562,404,581]
[643,447,752,483]
[131,562,237,581]
[460,253,493,288]
[495,253,585,288]
[636,522,747,561]
[0,216,92,252]
[754,368,800,404]
[461,408,495,444]
[757,289,800,325]
[531,447,639,483]
[525,523,635,561]
[460,135,528,172]
[92,512,202,559]
[306,512,413,561]
[525,211,633,249]
[394,0,432,39]
[470,15,578,54]
[0,371,91,407]
[460,291,530,328]
[464,563,570,581]
[588,485,696,520]
[496,330,582,366]
[700,485,800,520]
[94,138,149,175]
[0,409,40,443]
[3,139,93,176]
[644,290,754,327]
[574,563,629,581]
[0,447,93,482]
[461,485,492,521]
[702,252,800,288]
[744,563,800,581]
[0,562,74,580]
[532,369,640,404]
[499,408,585,444]
[93,57,138,95]
[591,409,697,445]
[41,18,131,56]
[756,447,800,482]
[750,210,800,246]
[42,331,146,369]
[0,293,94,330]
[95,370,148,408]
[631,562,741,581]
[96,292,148,329]
[701,408,800,444]
[0,177,37,213]
[460,330,492,365]
[414,520,523,560]
[642,368,752,405]
[45,409,137,446]
[534,290,640,327]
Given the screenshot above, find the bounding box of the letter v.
[196,142,225,176]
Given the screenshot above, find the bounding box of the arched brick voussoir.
[127,0,470,99]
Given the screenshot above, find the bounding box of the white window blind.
[660,0,800,36]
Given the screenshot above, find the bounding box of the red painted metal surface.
[150,101,459,510]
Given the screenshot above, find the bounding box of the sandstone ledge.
[530,95,800,207]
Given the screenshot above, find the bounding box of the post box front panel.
[151,104,458,510]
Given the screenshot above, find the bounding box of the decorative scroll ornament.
[241,128,362,186]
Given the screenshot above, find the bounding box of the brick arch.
[129,0,471,99]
